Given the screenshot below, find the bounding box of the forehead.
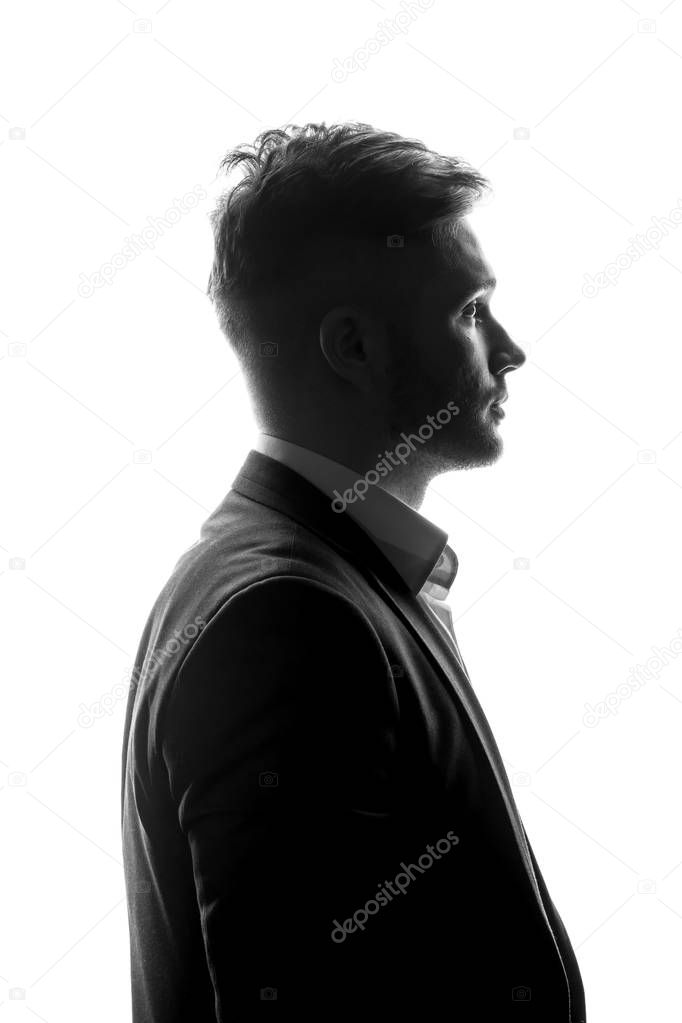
[419,219,494,302]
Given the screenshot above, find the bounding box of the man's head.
[207,122,526,503]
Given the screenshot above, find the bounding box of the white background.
[3,0,682,1019]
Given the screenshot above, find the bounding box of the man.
[121,121,586,1020]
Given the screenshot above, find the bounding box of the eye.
[462,299,482,321]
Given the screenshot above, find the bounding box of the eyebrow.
[461,277,497,302]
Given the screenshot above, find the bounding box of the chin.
[440,421,503,470]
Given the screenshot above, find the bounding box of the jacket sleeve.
[161,575,402,1016]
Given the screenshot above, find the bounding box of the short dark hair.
[207,121,490,365]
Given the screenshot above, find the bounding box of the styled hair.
[207,121,490,366]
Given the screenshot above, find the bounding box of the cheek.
[449,341,489,403]
[411,316,486,395]
[453,326,490,370]
[443,326,481,376]
[445,315,481,357]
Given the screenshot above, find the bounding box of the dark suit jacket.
[121,449,586,1021]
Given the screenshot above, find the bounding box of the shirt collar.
[252,433,458,598]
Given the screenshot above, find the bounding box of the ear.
[319,305,384,391]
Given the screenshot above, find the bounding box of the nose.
[489,325,526,376]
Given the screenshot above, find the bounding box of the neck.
[258,425,432,512]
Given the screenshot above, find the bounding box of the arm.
[161,575,401,1015]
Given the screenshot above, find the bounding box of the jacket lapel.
[367,571,543,885]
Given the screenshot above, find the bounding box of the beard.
[383,319,503,475]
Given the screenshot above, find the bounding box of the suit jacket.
[121,449,586,1021]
